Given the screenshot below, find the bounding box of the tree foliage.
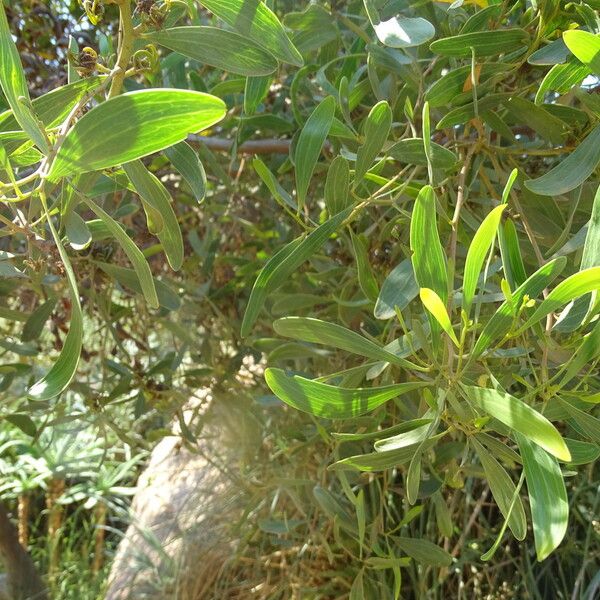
[0,0,599,597]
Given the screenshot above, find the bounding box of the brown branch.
[187,135,293,155]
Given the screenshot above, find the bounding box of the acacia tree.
[0,0,599,597]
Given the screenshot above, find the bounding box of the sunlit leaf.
[48,89,226,181]
[517,267,600,333]
[470,257,566,360]
[265,367,429,419]
[462,385,571,462]
[273,317,427,371]
[463,204,506,315]
[563,30,600,76]
[419,288,459,346]
[0,3,49,152]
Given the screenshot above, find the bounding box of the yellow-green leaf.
[420,288,458,346]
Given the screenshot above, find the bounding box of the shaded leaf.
[430,29,528,57]
[295,96,336,209]
[147,26,278,75]
[164,141,206,203]
[200,0,303,66]
[355,101,392,184]
[241,208,351,337]
[517,434,568,562]
[124,160,184,271]
[374,260,419,320]
[525,125,600,196]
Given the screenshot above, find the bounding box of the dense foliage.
[0,0,599,598]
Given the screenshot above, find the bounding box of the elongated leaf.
[471,257,566,360]
[0,76,104,133]
[563,30,600,76]
[241,208,351,337]
[498,217,527,289]
[313,486,356,533]
[295,97,336,209]
[350,231,379,302]
[471,437,526,540]
[554,185,600,330]
[164,141,206,203]
[147,26,277,76]
[244,75,271,115]
[374,260,419,320]
[325,155,350,215]
[253,157,295,209]
[0,3,48,152]
[559,321,600,388]
[463,204,506,315]
[21,298,57,343]
[48,89,226,181]
[461,385,571,462]
[80,195,159,308]
[64,211,92,251]
[396,537,452,567]
[582,184,600,270]
[420,288,459,346]
[332,435,442,472]
[273,317,427,371]
[559,398,600,444]
[430,29,528,57]
[374,423,430,452]
[388,138,458,170]
[528,37,570,65]
[535,60,590,105]
[265,367,429,419]
[123,160,184,271]
[564,438,600,465]
[368,10,435,49]
[410,185,448,302]
[199,0,303,66]
[506,97,565,145]
[517,434,568,561]
[5,414,36,437]
[355,101,392,184]
[95,262,180,311]
[525,125,600,196]
[28,205,82,400]
[517,267,600,332]
[332,418,432,442]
